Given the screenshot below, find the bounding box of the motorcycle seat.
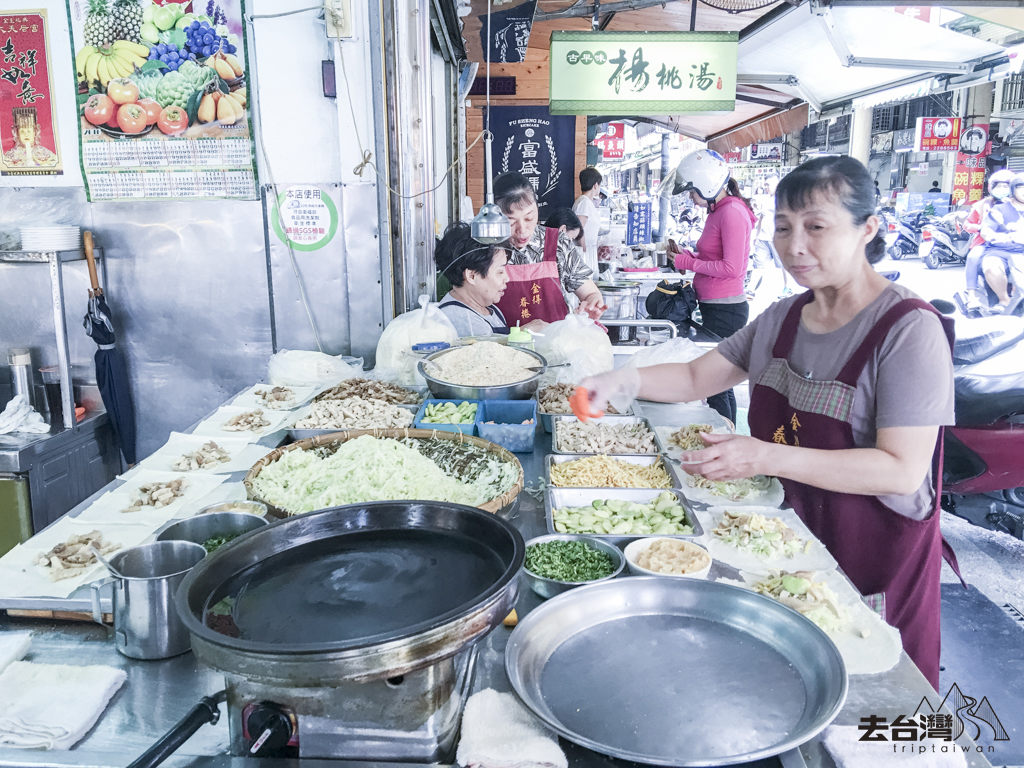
[955,370,1024,425]
[952,316,1024,365]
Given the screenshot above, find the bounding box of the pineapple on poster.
[69,0,258,200]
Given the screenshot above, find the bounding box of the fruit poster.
[68,0,257,200]
[0,10,63,176]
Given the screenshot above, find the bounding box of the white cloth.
[0,632,31,674]
[573,194,600,275]
[457,689,567,768]
[822,725,968,768]
[0,661,126,750]
[0,395,49,435]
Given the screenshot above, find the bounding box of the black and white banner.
[489,105,576,217]
[479,1,536,64]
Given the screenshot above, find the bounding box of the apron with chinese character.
[495,227,570,326]
[748,293,963,691]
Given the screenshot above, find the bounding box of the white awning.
[739,5,1004,110]
[852,80,932,110]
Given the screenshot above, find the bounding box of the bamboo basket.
[243,428,525,519]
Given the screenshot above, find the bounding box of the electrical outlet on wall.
[325,0,353,38]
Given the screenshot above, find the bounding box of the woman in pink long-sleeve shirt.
[666,150,757,423]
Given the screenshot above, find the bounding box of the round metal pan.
[506,577,847,767]
[177,501,524,683]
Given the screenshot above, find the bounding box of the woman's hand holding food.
[679,432,771,481]
[578,368,641,416]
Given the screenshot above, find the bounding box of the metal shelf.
[0,247,106,432]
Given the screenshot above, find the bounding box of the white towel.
[0,632,31,674]
[457,689,567,768]
[0,661,126,750]
[0,395,49,435]
[823,725,968,768]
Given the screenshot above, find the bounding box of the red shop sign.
[914,117,961,153]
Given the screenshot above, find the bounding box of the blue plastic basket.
[476,400,538,453]
[414,398,480,436]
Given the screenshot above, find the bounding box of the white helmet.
[660,149,730,201]
[988,168,1014,198]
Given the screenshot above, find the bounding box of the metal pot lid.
[176,502,524,660]
[596,281,641,290]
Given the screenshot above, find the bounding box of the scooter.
[883,210,928,261]
[951,247,1024,318]
[920,210,972,270]
[932,301,1024,539]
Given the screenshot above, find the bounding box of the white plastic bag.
[268,350,362,387]
[534,314,614,384]
[623,337,706,369]
[374,295,459,385]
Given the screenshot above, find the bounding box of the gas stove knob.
[245,703,293,755]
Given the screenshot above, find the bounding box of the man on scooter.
[963,169,1013,314]
[980,172,1024,313]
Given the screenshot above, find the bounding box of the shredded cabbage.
[687,473,770,501]
[251,435,518,514]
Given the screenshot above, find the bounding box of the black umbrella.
[83,232,136,466]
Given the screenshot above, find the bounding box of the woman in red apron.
[490,172,606,327]
[579,157,963,690]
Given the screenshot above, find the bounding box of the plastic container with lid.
[507,324,534,351]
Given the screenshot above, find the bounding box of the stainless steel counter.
[0,399,994,768]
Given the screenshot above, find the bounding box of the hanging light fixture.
[471,0,511,244]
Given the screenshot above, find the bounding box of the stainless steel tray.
[545,453,683,489]
[536,397,636,433]
[551,414,658,456]
[505,577,847,767]
[545,487,703,541]
[287,404,419,441]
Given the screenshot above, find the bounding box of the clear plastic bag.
[374,295,459,385]
[534,314,614,384]
[623,337,706,369]
[268,350,363,387]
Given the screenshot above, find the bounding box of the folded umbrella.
[83,232,136,465]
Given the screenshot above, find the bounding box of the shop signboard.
[895,192,951,217]
[952,123,989,206]
[67,0,258,201]
[914,117,961,153]
[0,10,63,176]
[479,1,535,64]
[626,201,652,245]
[893,128,916,153]
[722,151,741,163]
[549,31,736,116]
[747,142,781,161]
[870,132,893,154]
[490,105,575,216]
[594,121,624,159]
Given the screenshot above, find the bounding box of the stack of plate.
[19,226,81,252]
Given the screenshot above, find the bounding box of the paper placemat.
[0,519,155,599]
[677,469,785,508]
[733,569,902,676]
[699,506,838,574]
[230,384,316,412]
[122,433,274,477]
[75,471,226,526]
[191,406,296,442]
[167,480,250,519]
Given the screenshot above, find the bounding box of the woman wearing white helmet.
[979,171,1024,311]
[962,168,1013,311]
[664,149,757,425]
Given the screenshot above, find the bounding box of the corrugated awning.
[852,81,932,110]
[707,103,809,154]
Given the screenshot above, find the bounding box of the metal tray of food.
[545,487,703,541]
[545,453,683,489]
[535,395,636,433]
[551,414,658,456]
[287,404,419,441]
[506,577,847,767]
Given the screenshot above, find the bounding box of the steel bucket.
[92,540,207,660]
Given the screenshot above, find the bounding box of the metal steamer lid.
[596,281,641,291]
[176,501,524,683]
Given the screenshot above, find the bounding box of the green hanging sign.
[549,31,737,116]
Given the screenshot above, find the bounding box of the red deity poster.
[0,10,63,176]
